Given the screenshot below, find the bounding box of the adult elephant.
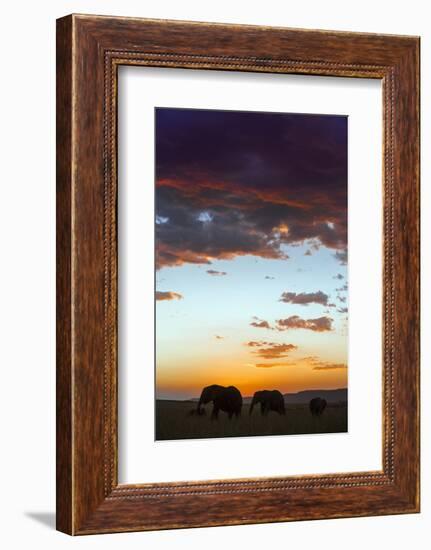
[249,390,285,416]
[309,397,327,416]
[197,384,242,420]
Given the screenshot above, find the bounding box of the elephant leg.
[260,403,265,416]
[211,405,219,421]
[228,411,233,420]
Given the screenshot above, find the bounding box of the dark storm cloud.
[279,290,329,306]
[276,315,333,332]
[155,108,348,269]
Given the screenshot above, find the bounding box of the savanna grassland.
[155,400,347,441]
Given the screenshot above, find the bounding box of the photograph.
[155,107,348,440]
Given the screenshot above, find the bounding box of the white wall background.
[0,1,427,548]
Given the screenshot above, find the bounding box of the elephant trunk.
[197,396,203,414]
[197,387,210,413]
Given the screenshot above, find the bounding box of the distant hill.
[283,388,347,404]
[184,388,347,404]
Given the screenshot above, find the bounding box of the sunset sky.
[155,108,348,400]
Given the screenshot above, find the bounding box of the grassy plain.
[155,400,347,441]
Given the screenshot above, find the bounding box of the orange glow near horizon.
[156,326,347,399]
[156,356,347,399]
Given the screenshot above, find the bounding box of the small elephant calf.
[309,397,327,417]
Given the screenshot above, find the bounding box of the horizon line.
[157,386,348,401]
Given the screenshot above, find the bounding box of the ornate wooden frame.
[56,14,420,535]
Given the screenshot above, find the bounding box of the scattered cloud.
[337,307,348,314]
[252,359,303,369]
[276,315,333,332]
[337,295,347,303]
[246,341,298,359]
[312,362,347,371]
[309,240,321,251]
[206,269,227,276]
[198,211,213,223]
[333,273,344,280]
[336,284,348,292]
[334,250,348,265]
[156,291,183,301]
[252,355,347,370]
[250,317,273,330]
[304,249,312,256]
[214,335,224,340]
[156,215,169,225]
[255,362,293,368]
[305,356,347,370]
[246,341,267,347]
[279,290,329,306]
[265,275,275,280]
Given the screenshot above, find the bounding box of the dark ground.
[155,400,347,441]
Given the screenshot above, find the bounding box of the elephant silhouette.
[249,390,286,416]
[309,397,327,416]
[197,384,242,420]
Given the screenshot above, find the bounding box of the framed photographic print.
[56,14,420,535]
